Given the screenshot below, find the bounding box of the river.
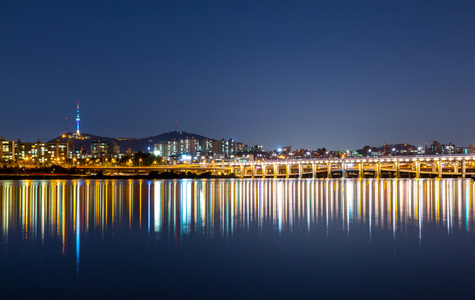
[1,178,475,298]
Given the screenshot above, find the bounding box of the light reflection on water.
[1,178,475,247]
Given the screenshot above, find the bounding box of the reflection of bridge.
[78,155,475,179]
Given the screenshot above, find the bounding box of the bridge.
[77,154,475,179]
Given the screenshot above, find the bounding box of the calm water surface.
[1,178,475,299]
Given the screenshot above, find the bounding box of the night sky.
[1,1,474,150]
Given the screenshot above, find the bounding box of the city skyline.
[1,99,471,152]
[1,1,474,150]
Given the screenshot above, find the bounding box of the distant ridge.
[48,131,208,152]
[145,131,207,143]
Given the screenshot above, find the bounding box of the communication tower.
[76,100,81,136]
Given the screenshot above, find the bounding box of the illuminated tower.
[76,100,81,136]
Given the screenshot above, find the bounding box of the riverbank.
[0,165,237,180]
[0,172,236,180]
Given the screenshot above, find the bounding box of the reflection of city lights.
[154,181,162,234]
[0,179,474,252]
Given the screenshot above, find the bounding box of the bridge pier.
[415,161,420,178]
[394,161,400,178]
[462,161,466,178]
[438,161,442,178]
[327,162,331,178]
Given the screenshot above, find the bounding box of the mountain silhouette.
[48,131,208,152]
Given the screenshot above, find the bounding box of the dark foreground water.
[1,178,475,299]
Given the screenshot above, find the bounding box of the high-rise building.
[167,139,178,156]
[0,137,15,163]
[236,142,243,152]
[153,142,167,157]
[221,138,236,156]
[201,138,214,153]
[179,136,200,154]
[154,137,241,159]
[90,140,120,158]
[14,139,69,164]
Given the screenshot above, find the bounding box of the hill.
[48,131,208,152]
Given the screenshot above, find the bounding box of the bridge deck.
[77,155,475,179]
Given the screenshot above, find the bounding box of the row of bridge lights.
[215,156,475,166]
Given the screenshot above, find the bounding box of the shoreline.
[0,174,473,180]
[0,173,237,180]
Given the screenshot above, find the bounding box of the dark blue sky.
[1,1,474,150]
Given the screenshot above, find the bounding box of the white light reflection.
[154,181,162,234]
[369,180,372,244]
[276,180,283,235]
[346,180,353,235]
[148,182,151,240]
